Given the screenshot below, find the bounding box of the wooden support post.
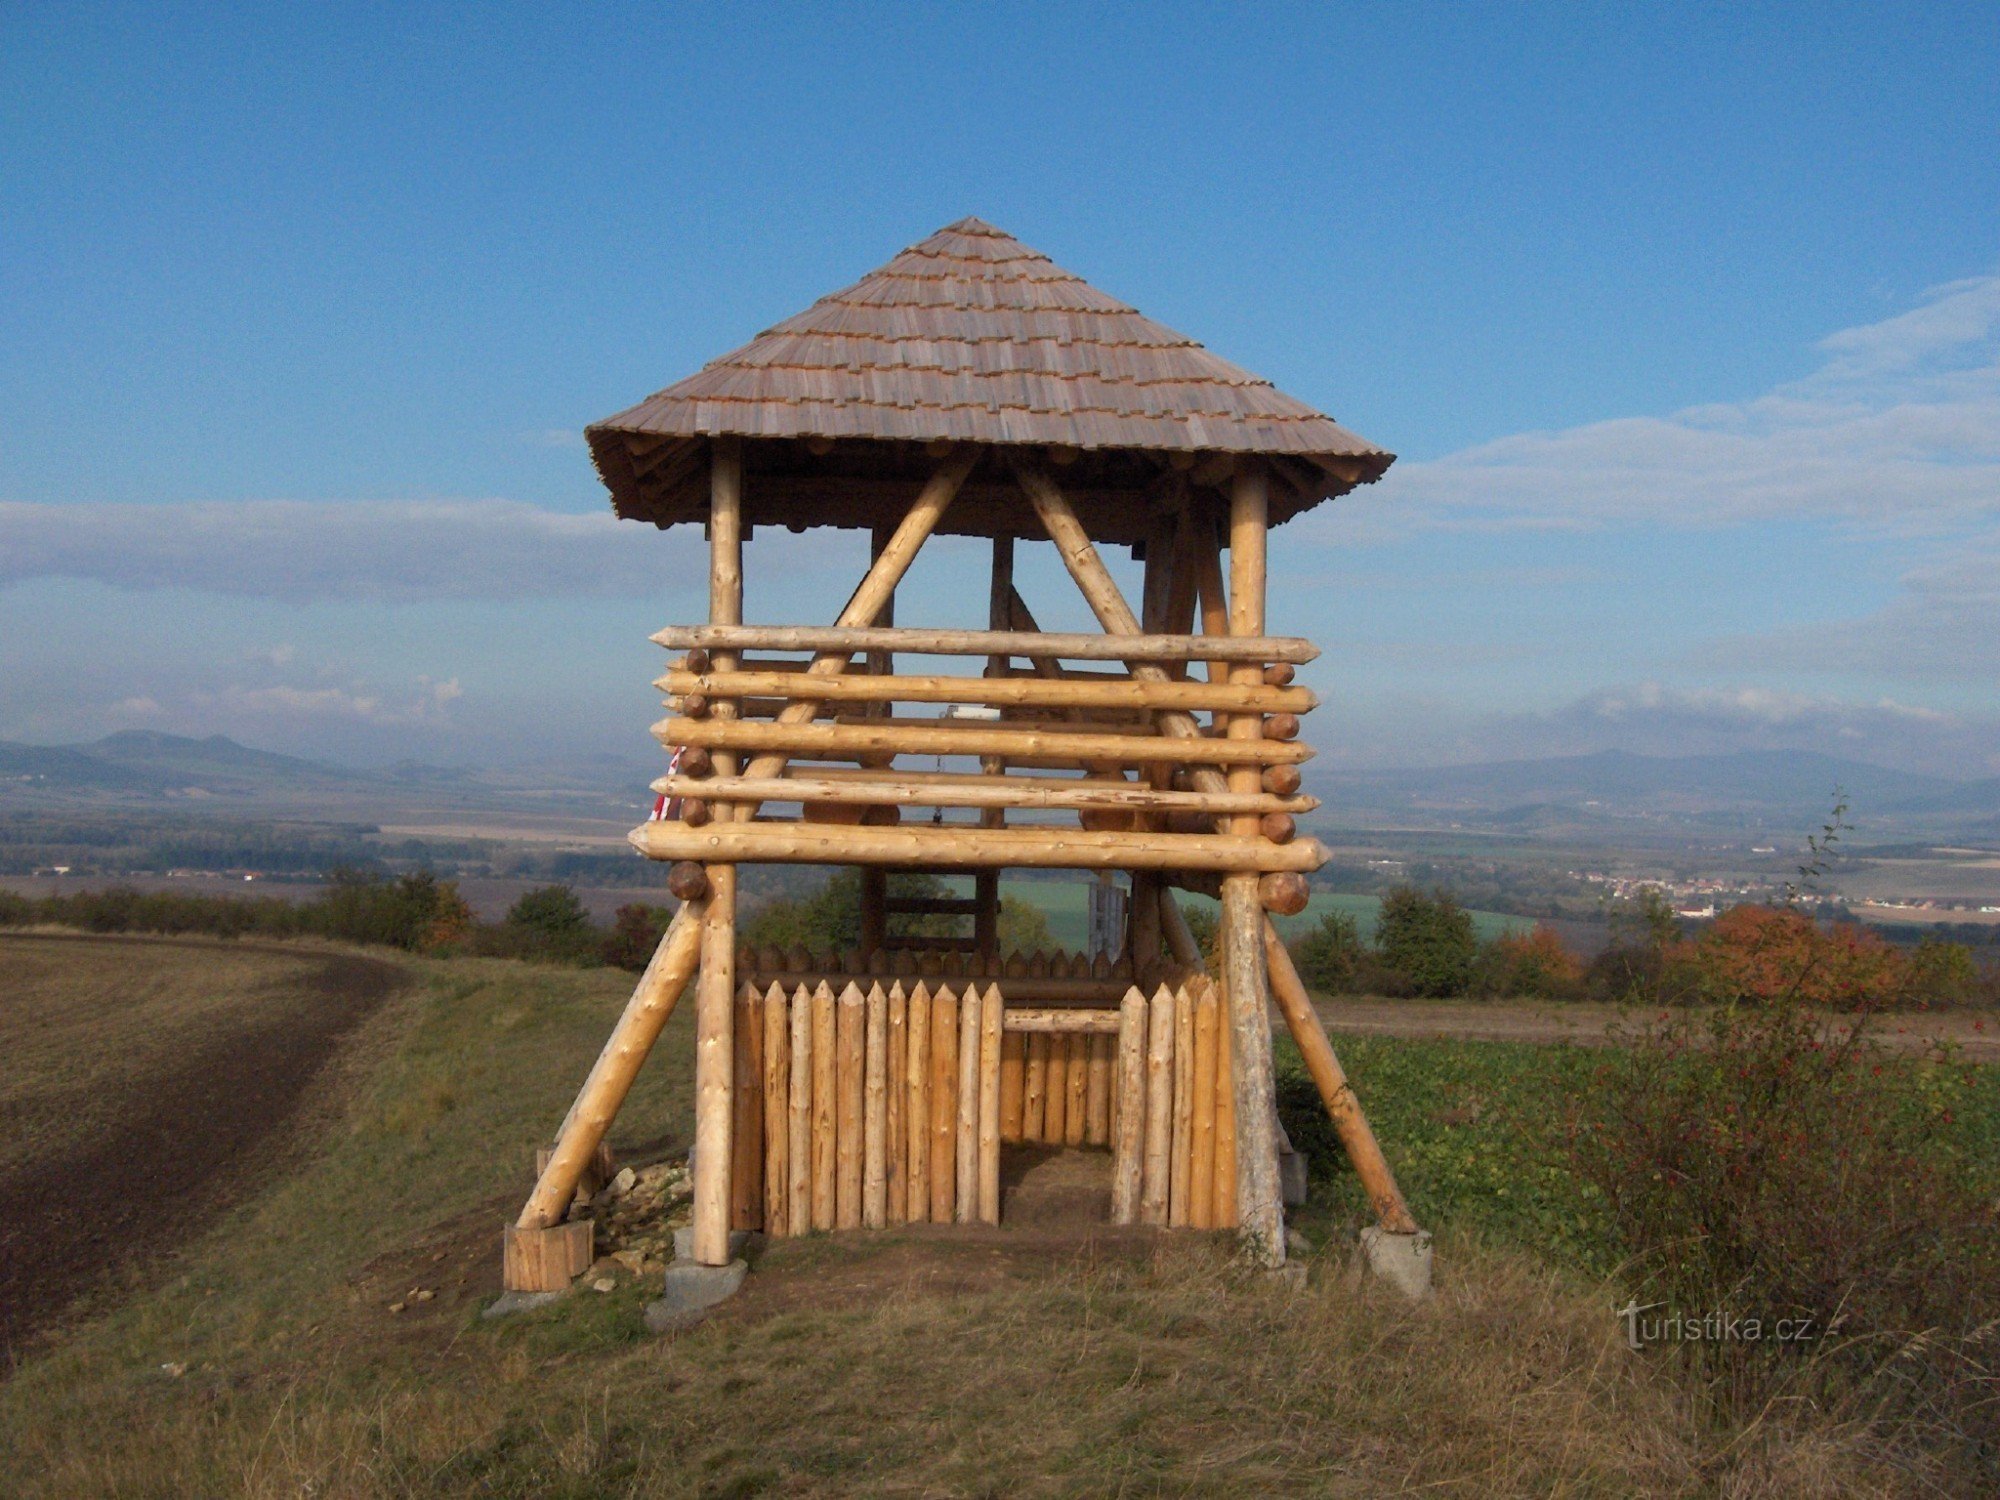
[1111,987,1147,1223]
[1042,1032,1068,1144]
[518,905,702,1234]
[1129,872,1162,982]
[954,986,981,1223]
[835,983,865,1230]
[787,985,811,1233]
[1085,1033,1113,1147]
[978,986,1003,1224]
[860,869,887,955]
[1022,1032,1048,1141]
[1264,922,1420,1234]
[1223,463,1285,1264]
[810,982,837,1231]
[731,983,763,1232]
[1160,886,1206,973]
[762,983,789,1237]
[930,987,959,1223]
[905,982,931,1222]
[885,982,907,1223]
[1141,984,1175,1226]
[1190,983,1219,1229]
[502,1220,595,1293]
[973,870,999,960]
[691,865,738,1265]
[1214,981,1238,1230]
[1169,982,1195,1227]
[999,1030,1025,1143]
[1063,1032,1088,1146]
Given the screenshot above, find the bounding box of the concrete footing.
[1356,1226,1434,1300]
[672,1226,760,1264]
[644,1259,748,1333]
[482,1288,567,1319]
[1278,1149,1309,1207]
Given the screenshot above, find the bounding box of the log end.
[1261,764,1303,796]
[502,1220,594,1293]
[1259,812,1297,845]
[667,861,711,902]
[1258,872,1310,916]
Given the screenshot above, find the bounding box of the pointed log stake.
[1141,984,1176,1226]
[863,984,888,1229]
[519,904,703,1231]
[886,983,907,1223]
[788,985,811,1233]
[810,982,837,1231]
[1112,988,1148,1224]
[836,984,865,1230]
[1263,922,1420,1234]
[762,983,789,1237]
[930,987,959,1223]
[977,986,1003,1225]
[956,986,982,1223]
[731,983,763,1232]
[905,982,932,1222]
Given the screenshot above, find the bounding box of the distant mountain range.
[0,732,448,800]
[1311,749,2000,832]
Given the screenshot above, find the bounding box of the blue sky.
[3,3,1997,775]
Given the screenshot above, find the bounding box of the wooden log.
[1169,982,1195,1227]
[1263,921,1420,1234]
[834,984,864,1231]
[885,982,907,1223]
[1259,871,1310,916]
[1129,871,1162,976]
[930,987,959,1223]
[1264,712,1301,742]
[1042,1033,1069,1145]
[520,905,703,1230]
[762,983,789,1237]
[631,819,1328,874]
[654,715,1310,768]
[690,865,737,1265]
[1259,812,1296,844]
[1022,1031,1048,1142]
[905,981,931,1222]
[1189,982,1220,1229]
[667,861,709,901]
[654,623,1318,665]
[502,1220,595,1293]
[1139,985,1174,1225]
[956,986,982,1223]
[1085,1032,1113,1146]
[1061,1033,1086,1146]
[859,868,886,955]
[1159,889,1207,973]
[1111,988,1147,1223]
[810,982,837,1232]
[863,984,888,1230]
[731,983,763,1232]
[788,984,812,1233]
[660,668,1317,715]
[999,1030,1025,1143]
[1213,981,1238,1230]
[1001,1008,1125,1033]
[977,986,1003,1225]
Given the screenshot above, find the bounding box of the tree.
[1478,924,1584,999]
[602,903,672,971]
[503,884,599,963]
[1375,885,1477,997]
[1291,909,1363,994]
[1175,901,1219,973]
[997,896,1053,954]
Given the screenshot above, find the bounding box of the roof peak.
[937,216,1008,237]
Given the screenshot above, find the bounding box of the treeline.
[1283,884,1996,1008]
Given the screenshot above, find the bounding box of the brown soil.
[0,935,405,1360]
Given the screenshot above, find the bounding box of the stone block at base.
[482,1288,567,1319]
[644,1259,748,1334]
[1357,1225,1433,1300]
[503,1219,595,1292]
[1278,1149,1309,1207]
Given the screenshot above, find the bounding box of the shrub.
[312,869,471,951]
[996,895,1052,955]
[1478,924,1584,999]
[1686,904,1906,1009]
[1291,909,1364,994]
[1569,993,2000,1453]
[1175,901,1219,972]
[1375,885,1477,998]
[1907,935,1980,1007]
[498,884,600,964]
[602,903,673,971]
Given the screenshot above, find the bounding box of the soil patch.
[0,936,405,1359]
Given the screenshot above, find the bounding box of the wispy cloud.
[108,674,465,733]
[1338,270,2000,539]
[0,498,704,602]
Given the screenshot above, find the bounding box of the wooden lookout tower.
[503,218,1422,1292]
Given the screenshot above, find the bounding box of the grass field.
[999,878,1533,950]
[2,934,1991,1495]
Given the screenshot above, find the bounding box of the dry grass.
[0,937,1964,1496]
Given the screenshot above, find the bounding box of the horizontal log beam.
[652,624,1317,665]
[658,668,1315,714]
[1003,1009,1126,1034]
[651,773,1316,818]
[629,819,1329,874]
[653,717,1310,768]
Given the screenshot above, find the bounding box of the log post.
[1169,980,1195,1227]
[905,981,932,1221]
[810,982,837,1231]
[788,984,812,1233]
[762,982,789,1237]
[518,904,703,1234]
[1141,984,1175,1225]
[1111,987,1147,1224]
[977,986,1003,1224]
[1190,982,1219,1229]
[930,987,959,1223]
[731,982,763,1232]
[835,983,865,1230]
[955,986,981,1223]
[1222,463,1285,1264]
[1264,922,1420,1234]
[886,982,907,1223]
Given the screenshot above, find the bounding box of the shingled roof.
[588,218,1392,537]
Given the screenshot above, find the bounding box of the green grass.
[998,879,1533,950]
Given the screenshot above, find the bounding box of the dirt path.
[0,934,406,1360]
[1313,995,2000,1063]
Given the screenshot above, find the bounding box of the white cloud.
[0,498,707,602]
[1338,270,2000,539]
[108,675,465,732]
